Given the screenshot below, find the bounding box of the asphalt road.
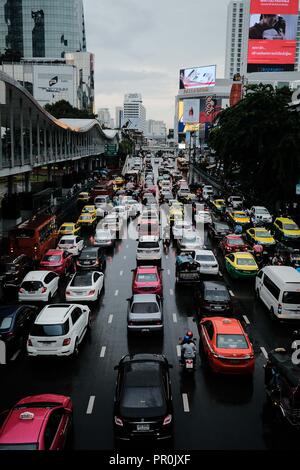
[1,158,299,450]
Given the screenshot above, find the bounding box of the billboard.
[200,96,222,123]
[247,0,298,73]
[183,99,200,123]
[33,65,77,106]
[179,65,216,90]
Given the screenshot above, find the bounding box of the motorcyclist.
[181,338,197,366]
[234,225,243,235]
[253,244,264,267]
[271,252,284,266]
[163,224,171,248]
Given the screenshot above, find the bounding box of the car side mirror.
[126,298,131,302]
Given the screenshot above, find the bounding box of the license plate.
[74,291,85,295]
[83,261,91,265]
[38,342,56,346]
[142,329,150,333]
[186,362,193,369]
[137,424,150,431]
[213,306,222,310]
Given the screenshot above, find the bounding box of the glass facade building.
[0,0,86,59]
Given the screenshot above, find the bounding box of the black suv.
[208,221,231,241]
[0,255,34,289]
[113,354,173,443]
[195,281,233,316]
[76,247,106,271]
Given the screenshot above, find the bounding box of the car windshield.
[216,224,229,231]
[236,258,256,266]
[283,224,299,231]
[255,231,271,238]
[182,235,197,243]
[217,334,248,349]
[228,238,244,245]
[70,274,93,287]
[62,225,73,229]
[283,292,300,304]
[31,322,69,337]
[59,239,75,245]
[138,242,159,249]
[175,223,190,229]
[255,208,268,214]
[196,255,215,262]
[0,443,38,450]
[80,215,91,221]
[42,255,61,263]
[132,302,159,313]
[0,315,13,331]
[79,251,97,260]
[21,281,43,291]
[137,273,158,282]
[205,289,230,302]
[96,231,110,239]
[120,363,166,418]
[235,212,246,217]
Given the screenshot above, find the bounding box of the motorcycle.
[163,238,170,252]
[178,337,197,372]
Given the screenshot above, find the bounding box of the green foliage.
[209,84,300,206]
[44,100,96,119]
[118,138,133,158]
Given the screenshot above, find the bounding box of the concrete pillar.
[37,115,40,164]
[0,107,2,170]
[20,98,24,166]
[9,90,14,168]
[29,108,33,166]
[43,126,47,163]
[47,165,53,182]
[74,160,79,173]
[24,172,31,192]
[49,128,53,161]
[80,159,85,171]
[88,158,93,172]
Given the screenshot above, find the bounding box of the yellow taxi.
[113,177,125,186]
[169,204,184,224]
[81,205,97,218]
[212,199,226,212]
[77,213,97,229]
[273,217,300,241]
[228,210,250,226]
[77,192,90,203]
[225,252,259,279]
[245,227,276,248]
[58,222,81,236]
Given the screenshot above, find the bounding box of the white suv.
[136,236,162,266]
[27,304,91,358]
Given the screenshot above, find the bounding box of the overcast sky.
[84,0,231,128]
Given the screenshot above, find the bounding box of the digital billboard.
[179,65,216,90]
[183,99,200,123]
[247,0,298,73]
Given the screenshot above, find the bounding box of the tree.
[209,84,300,208]
[44,100,97,119]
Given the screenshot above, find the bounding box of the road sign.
[104,144,118,156]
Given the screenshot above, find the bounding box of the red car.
[0,394,73,450]
[132,266,163,296]
[143,185,156,196]
[39,249,74,276]
[219,234,249,255]
[199,317,254,374]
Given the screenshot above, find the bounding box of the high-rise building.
[225,1,244,79]
[0,0,86,59]
[97,108,112,127]
[65,52,94,113]
[115,106,123,128]
[123,93,146,133]
[146,120,167,139]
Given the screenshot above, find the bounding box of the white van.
[255,266,300,320]
[203,185,214,200]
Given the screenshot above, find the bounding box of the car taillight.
[19,288,25,293]
[66,290,71,296]
[156,321,162,325]
[88,290,96,296]
[27,338,32,346]
[41,287,47,293]
[63,338,71,346]
[163,414,172,426]
[114,416,124,427]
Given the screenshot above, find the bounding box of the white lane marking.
[219,271,223,277]
[86,396,95,414]
[114,290,119,296]
[170,289,174,296]
[229,290,235,297]
[124,256,127,260]
[166,255,169,259]
[167,269,170,275]
[176,345,181,357]
[173,313,177,323]
[108,315,113,324]
[243,315,250,325]
[120,270,123,276]
[11,349,21,361]
[260,347,268,359]
[182,393,190,413]
[100,346,106,358]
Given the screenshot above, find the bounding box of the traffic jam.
[1,152,300,450]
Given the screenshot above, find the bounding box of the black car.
[76,247,106,271]
[195,281,233,316]
[0,305,38,362]
[208,221,231,241]
[113,354,173,443]
[0,255,34,289]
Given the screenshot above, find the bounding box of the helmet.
[186,331,194,339]
[253,244,263,254]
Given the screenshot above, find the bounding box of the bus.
[177,157,189,172]
[9,215,57,262]
[90,181,114,200]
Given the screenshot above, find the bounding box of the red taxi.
[39,249,74,276]
[132,266,163,296]
[219,234,248,255]
[199,317,254,374]
[0,394,73,450]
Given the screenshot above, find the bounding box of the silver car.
[93,228,114,247]
[127,294,163,334]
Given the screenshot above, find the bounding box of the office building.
[65,52,94,113]
[115,106,123,128]
[146,120,167,139]
[123,93,146,133]
[97,108,112,128]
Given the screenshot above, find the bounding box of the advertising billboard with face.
[247,0,298,73]
[183,99,200,123]
[179,65,216,90]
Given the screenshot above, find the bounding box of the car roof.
[120,353,167,365]
[132,294,158,302]
[233,252,254,259]
[59,235,77,240]
[195,249,214,256]
[226,234,243,239]
[138,235,159,242]
[44,250,63,255]
[61,222,75,226]
[276,217,296,223]
[35,305,73,324]
[0,305,23,317]
[23,271,54,281]
[136,266,158,274]
[0,407,50,444]
[210,317,243,334]
[203,281,228,291]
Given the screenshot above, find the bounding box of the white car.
[121,199,141,218]
[172,221,193,239]
[250,206,273,225]
[140,209,160,223]
[112,206,128,221]
[102,213,124,236]
[66,271,104,302]
[136,236,162,266]
[202,185,214,200]
[194,250,219,275]
[228,195,244,209]
[195,210,212,225]
[27,304,91,357]
[177,233,204,251]
[93,228,114,247]
[57,235,84,256]
[19,271,59,303]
